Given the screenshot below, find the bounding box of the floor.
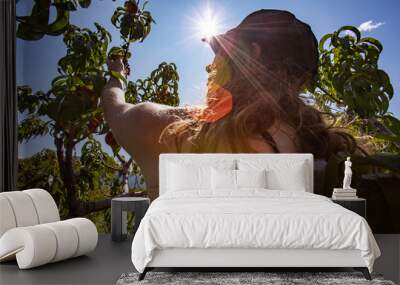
[1,234,399,285]
[0,235,134,285]
[374,234,400,284]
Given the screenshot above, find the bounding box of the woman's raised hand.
[106,57,128,78]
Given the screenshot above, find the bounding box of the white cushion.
[266,161,307,191]
[166,159,235,192]
[211,168,236,190]
[211,169,268,190]
[167,163,211,191]
[238,159,308,191]
[160,154,313,194]
[236,169,267,189]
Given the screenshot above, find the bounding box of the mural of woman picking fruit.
[16,0,399,233]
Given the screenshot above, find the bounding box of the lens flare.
[195,7,221,41]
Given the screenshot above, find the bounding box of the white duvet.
[131,190,380,273]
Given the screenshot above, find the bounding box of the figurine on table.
[342,156,353,190]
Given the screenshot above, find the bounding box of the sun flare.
[195,7,221,40]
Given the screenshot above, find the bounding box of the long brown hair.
[160,10,356,159]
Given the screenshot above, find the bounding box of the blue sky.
[17,0,400,157]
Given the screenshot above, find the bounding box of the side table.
[111,197,150,242]
[331,197,366,219]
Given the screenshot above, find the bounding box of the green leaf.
[382,115,400,135]
[111,11,120,27]
[78,0,91,8]
[109,71,127,86]
[18,116,49,142]
[29,0,50,27]
[53,1,77,11]
[16,23,44,40]
[318,33,332,52]
[45,7,70,35]
[108,46,125,58]
[338,26,361,42]
[359,37,383,53]
[377,70,394,98]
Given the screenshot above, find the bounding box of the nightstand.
[331,198,366,218]
[111,197,150,242]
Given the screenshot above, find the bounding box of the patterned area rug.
[116,271,396,285]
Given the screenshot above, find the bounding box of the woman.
[101,9,355,200]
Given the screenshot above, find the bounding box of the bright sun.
[195,7,221,40]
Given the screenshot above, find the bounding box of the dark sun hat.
[206,9,319,77]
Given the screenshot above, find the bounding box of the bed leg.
[138,268,148,281]
[354,267,371,280]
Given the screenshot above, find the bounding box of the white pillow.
[236,169,267,189]
[211,168,236,190]
[167,162,211,191]
[237,159,308,191]
[266,161,307,191]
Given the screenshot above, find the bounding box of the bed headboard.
[159,153,314,195]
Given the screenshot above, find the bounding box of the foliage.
[111,0,153,43]
[126,62,180,105]
[306,26,400,196]
[314,26,392,117]
[16,0,92,40]
[17,147,144,232]
[306,25,400,153]
[110,0,154,76]
[17,149,68,217]
[17,0,180,218]
[79,138,122,195]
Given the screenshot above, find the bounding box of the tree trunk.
[54,132,79,217]
[54,133,145,217]
[64,139,80,216]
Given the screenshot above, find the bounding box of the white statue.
[342,157,353,189]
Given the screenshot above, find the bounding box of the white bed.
[131,154,380,280]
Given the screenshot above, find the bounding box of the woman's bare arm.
[101,58,188,157]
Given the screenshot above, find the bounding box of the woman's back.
[123,103,299,200]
